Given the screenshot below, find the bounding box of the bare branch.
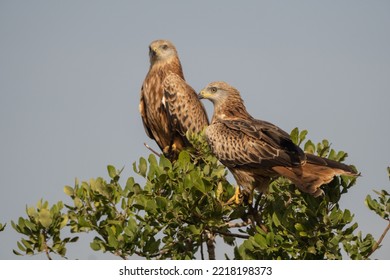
[42,230,52,260]
[200,233,205,260]
[214,229,250,239]
[205,230,216,260]
[144,143,162,157]
[367,220,390,258]
[134,248,169,259]
[226,220,252,228]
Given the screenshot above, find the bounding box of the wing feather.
[139,90,154,140]
[206,119,305,168]
[163,73,209,136]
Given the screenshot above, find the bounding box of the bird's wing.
[207,119,305,168]
[139,87,154,140]
[163,72,209,136]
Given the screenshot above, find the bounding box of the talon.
[163,146,170,154]
[223,186,243,205]
[163,143,178,158]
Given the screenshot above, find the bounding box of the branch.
[214,229,250,239]
[205,230,216,260]
[134,248,170,259]
[42,230,52,260]
[200,233,205,260]
[367,220,390,258]
[225,220,252,228]
[143,143,162,157]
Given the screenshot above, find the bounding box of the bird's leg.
[167,136,176,158]
[247,190,254,205]
[223,186,243,205]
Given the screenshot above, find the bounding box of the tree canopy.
[8,128,390,259]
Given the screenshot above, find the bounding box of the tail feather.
[272,153,358,197]
[305,153,357,175]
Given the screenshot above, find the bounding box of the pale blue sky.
[0,0,389,259]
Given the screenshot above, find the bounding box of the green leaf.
[290,127,299,145]
[254,234,267,249]
[59,215,68,229]
[156,196,168,209]
[38,208,52,228]
[21,239,33,250]
[294,223,305,231]
[139,157,147,177]
[63,185,74,197]
[27,206,37,218]
[177,150,191,167]
[159,156,172,170]
[272,213,281,227]
[298,130,308,146]
[107,165,117,179]
[125,177,135,192]
[365,195,379,212]
[191,175,206,194]
[17,241,26,252]
[304,140,315,154]
[90,240,102,251]
[299,231,308,237]
[13,249,23,256]
[106,226,119,249]
[307,246,316,254]
[74,197,83,209]
[342,209,353,223]
[188,225,200,235]
[148,154,158,169]
[70,236,79,243]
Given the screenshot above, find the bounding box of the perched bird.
[198,81,358,202]
[139,40,209,159]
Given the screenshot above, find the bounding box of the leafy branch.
[7,129,389,260]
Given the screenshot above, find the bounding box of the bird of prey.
[198,81,357,202]
[139,40,209,159]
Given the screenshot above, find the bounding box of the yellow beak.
[198,90,207,99]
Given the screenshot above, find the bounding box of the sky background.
[0,0,389,260]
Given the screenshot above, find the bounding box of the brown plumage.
[198,81,358,197]
[139,40,209,159]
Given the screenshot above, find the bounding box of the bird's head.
[198,81,242,105]
[198,81,249,120]
[148,39,178,64]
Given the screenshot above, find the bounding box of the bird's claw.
[223,186,243,206]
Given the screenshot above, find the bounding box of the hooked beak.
[197,90,205,100]
[149,47,158,59]
[198,90,212,100]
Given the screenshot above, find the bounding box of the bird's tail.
[272,153,358,197]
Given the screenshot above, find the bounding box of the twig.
[367,220,390,258]
[134,248,169,259]
[144,143,162,157]
[42,230,52,260]
[200,233,205,260]
[214,229,250,239]
[225,220,252,228]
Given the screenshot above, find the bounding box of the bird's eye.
[210,87,218,93]
[161,44,168,50]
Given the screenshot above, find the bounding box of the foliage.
[11,200,78,259]
[62,137,237,259]
[7,129,390,259]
